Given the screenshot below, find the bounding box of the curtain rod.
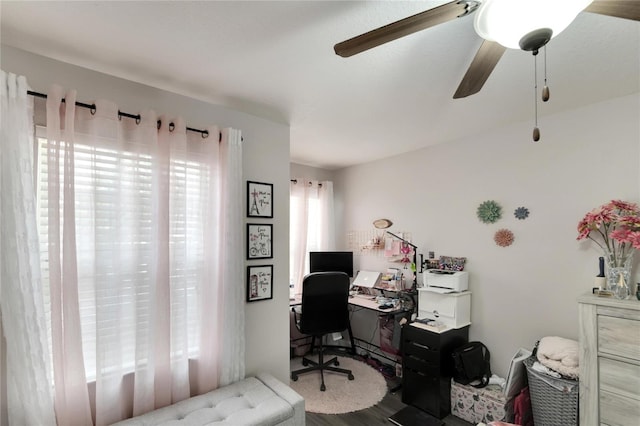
[27,90,218,141]
[290,179,322,187]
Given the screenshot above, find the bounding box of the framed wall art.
[247,223,273,259]
[247,265,273,302]
[247,181,273,218]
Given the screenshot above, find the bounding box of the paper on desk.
[505,347,532,399]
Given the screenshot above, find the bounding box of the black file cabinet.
[400,324,469,419]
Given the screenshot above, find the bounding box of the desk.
[349,294,406,314]
[289,293,405,314]
[289,292,411,365]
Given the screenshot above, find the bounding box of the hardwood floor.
[304,380,474,426]
[292,348,474,426]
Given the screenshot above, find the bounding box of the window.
[289,179,334,292]
[289,195,320,275]
[35,130,209,379]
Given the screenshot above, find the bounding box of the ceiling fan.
[334,0,640,99]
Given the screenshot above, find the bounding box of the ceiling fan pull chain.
[542,46,550,102]
[533,53,540,142]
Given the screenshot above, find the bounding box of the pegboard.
[347,230,412,258]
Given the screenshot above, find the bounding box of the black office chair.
[290,271,355,391]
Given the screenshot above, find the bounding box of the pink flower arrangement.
[577,200,640,258]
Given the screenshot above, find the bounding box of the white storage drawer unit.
[417,289,471,329]
[578,294,640,426]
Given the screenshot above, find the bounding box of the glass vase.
[603,248,634,300]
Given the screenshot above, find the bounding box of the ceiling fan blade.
[334,1,469,58]
[453,40,506,99]
[584,0,640,21]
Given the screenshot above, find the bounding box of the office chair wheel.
[320,383,326,392]
[334,359,339,366]
[348,373,354,380]
[302,359,309,366]
[291,373,298,381]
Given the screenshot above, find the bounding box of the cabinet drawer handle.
[412,342,430,350]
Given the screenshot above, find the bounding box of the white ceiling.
[2,1,639,170]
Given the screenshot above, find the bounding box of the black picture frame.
[247,223,273,259]
[247,265,273,302]
[247,181,273,218]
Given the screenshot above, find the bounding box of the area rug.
[289,355,388,414]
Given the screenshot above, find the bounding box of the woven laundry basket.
[524,356,579,426]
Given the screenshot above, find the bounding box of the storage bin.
[524,355,579,426]
[450,379,512,424]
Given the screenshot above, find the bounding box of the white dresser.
[578,294,640,426]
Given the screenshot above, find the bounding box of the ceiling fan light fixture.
[519,28,553,52]
[473,0,594,50]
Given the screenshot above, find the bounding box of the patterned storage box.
[451,379,513,424]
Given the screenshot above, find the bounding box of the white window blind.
[36,130,208,380]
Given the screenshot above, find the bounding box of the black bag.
[452,341,491,388]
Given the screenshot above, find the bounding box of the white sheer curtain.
[39,84,244,425]
[45,86,94,426]
[0,71,57,425]
[289,178,335,294]
[216,128,245,387]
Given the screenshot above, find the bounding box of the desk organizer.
[451,379,512,424]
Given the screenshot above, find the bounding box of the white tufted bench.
[111,373,305,426]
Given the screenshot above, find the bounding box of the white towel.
[536,336,579,379]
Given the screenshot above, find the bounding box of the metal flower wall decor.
[494,229,515,247]
[514,207,530,220]
[477,200,502,224]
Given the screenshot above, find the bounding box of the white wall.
[290,163,334,182]
[334,93,640,377]
[0,45,292,423]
